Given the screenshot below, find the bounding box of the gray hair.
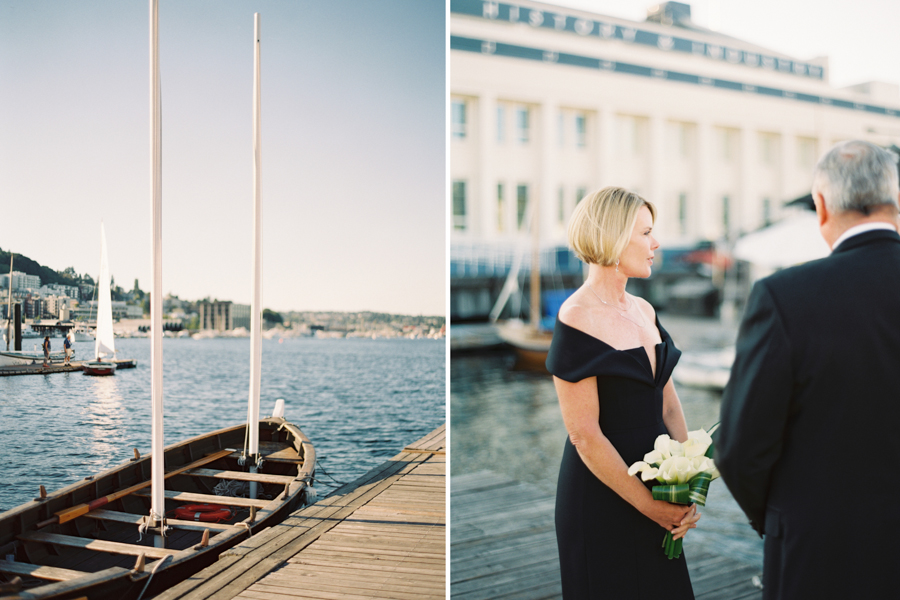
[812,140,899,215]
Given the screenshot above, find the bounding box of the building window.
[759,133,775,166]
[517,184,529,230]
[516,107,530,144]
[558,112,565,147]
[678,193,688,235]
[797,137,817,168]
[722,195,731,236]
[497,183,505,232]
[452,99,467,139]
[575,113,587,148]
[497,106,505,143]
[557,187,565,225]
[453,180,467,230]
[576,187,587,205]
[718,128,736,162]
[618,115,646,156]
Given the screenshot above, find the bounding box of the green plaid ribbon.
[651,473,714,559]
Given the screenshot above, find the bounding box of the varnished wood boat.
[0,417,315,600]
[495,319,553,372]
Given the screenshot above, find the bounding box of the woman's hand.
[643,499,695,532]
[671,504,701,541]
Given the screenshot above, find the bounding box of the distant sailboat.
[82,222,117,376]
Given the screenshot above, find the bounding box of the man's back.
[719,228,900,598]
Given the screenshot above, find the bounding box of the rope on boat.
[137,512,169,542]
[135,554,171,600]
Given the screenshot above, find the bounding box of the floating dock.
[154,424,446,600]
[0,358,137,376]
[451,471,763,600]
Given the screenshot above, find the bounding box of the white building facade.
[1,271,41,291]
[450,0,900,252]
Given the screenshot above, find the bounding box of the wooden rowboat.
[0,417,315,600]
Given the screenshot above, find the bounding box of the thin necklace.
[586,283,646,328]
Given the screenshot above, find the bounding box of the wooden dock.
[0,358,137,376]
[452,471,763,600]
[152,424,446,600]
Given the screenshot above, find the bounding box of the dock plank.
[450,471,762,600]
[154,425,446,600]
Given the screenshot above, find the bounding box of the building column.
[739,125,755,236]
[695,119,714,240]
[540,98,560,248]
[648,113,666,233]
[477,92,497,240]
[598,107,615,188]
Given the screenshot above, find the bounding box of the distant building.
[451,0,900,245]
[39,283,80,301]
[450,0,900,319]
[1,271,41,291]
[43,295,74,318]
[23,295,43,319]
[232,303,251,330]
[198,300,233,331]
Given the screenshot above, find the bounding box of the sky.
[539,0,900,89]
[0,0,446,316]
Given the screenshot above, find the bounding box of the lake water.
[0,337,445,513]
[450,314,765,569]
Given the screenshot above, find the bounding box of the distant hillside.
[0,247,79,286]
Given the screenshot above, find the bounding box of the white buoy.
[272,398,285,419]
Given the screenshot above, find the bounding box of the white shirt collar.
[831,222,897,251]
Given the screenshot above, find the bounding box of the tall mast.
[529,186,541,331]
[149,0,165,546]
[246,12,263,498]
[5,254,12,351]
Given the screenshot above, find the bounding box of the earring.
[615,259,619,273]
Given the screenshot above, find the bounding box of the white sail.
[94,222,116,359]
[246,12,263,499]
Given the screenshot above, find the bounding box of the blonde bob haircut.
[567,186,656,265]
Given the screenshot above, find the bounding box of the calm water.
[450,315,764,569]
[0,337,445,512]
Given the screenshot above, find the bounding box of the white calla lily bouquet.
[627,424,720,559]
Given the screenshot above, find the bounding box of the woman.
[547,187,699,599]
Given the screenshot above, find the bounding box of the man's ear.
[812,191,828,227]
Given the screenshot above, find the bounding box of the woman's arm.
[662,377,688,442]
[554,375,692,532]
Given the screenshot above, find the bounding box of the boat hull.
[82,361,117,376]
[494,320,553,372]
[0,351,65,368]
[0,418,315,600]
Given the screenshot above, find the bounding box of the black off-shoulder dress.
[546,317,694,599]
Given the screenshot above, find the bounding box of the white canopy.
[733,212,830,270]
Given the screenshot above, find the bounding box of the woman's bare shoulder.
[557,289,598,335]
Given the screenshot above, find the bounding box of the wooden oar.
[41,449,233,527]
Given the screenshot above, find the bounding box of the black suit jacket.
[717,229,900,599]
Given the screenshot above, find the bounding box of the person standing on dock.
[42,335,51,367]
[717,140,900,599]
[63,332,73,366]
